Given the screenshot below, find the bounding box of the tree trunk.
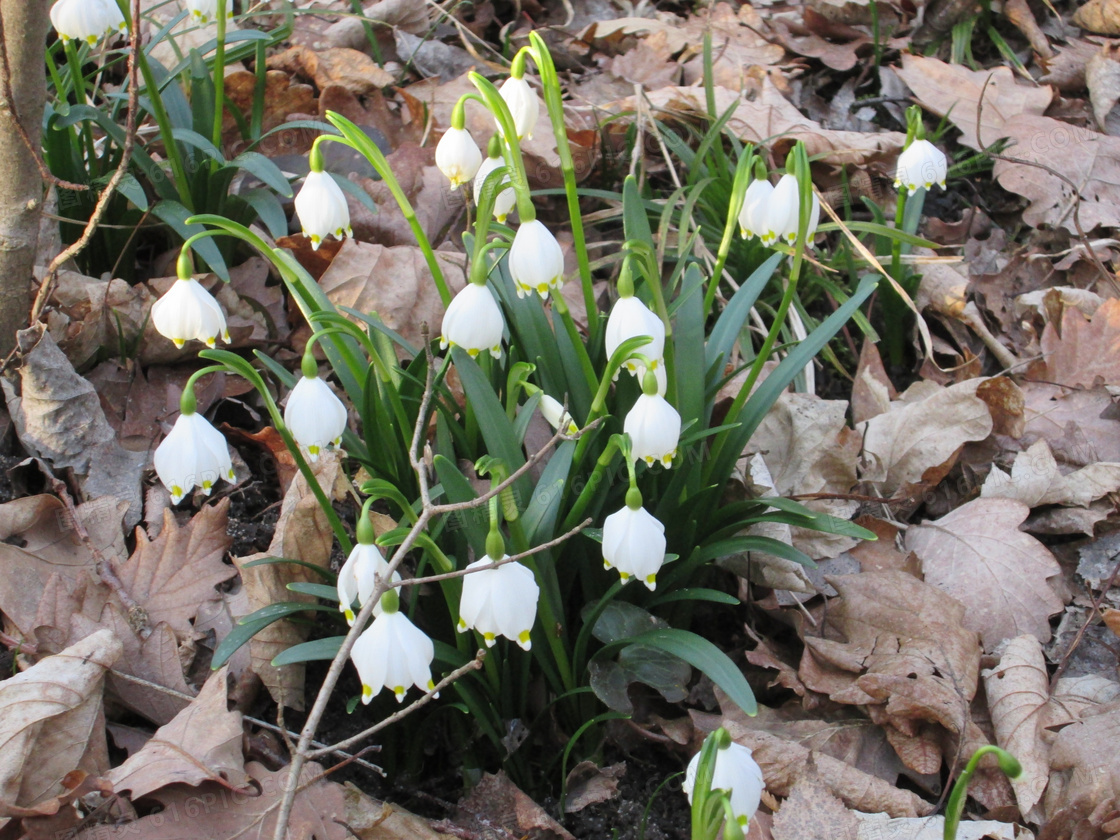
[0,0,49,357]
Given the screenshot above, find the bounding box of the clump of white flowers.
[51,0,127,45]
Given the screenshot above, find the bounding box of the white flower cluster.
[737,172,821,247]
[51,0,127,45]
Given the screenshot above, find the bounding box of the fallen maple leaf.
[981,439,1120,509]
[1043,699,1120,837]
[1041,297,1120,388]
[772,772,859,840]
[107,667,250,801]
[1021,381,1120,466]
[904,498,1064,649]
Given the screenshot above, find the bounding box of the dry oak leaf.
[0,629,120,814]
[109,499,236,641]
[1074,0,1120,35]
[1020,381,1120,466]
[1042,297,1120,388]
[107,667,250,801]
[852,812,1021,839]
[904,498,1063,650]
[772,772,860,840]
[1087,44,1120,133]
[981,439,1120,509]
[267,45,393,94]
[455,772,576,840]
[798,572,981,750]
[74,760,348,840]
[857,379,994,499]
[982,635,1051,820]
[1042,699,1120,837]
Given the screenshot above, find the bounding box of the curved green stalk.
[209,0,227,169]
[466,75,535,223]
[703,149,754,317]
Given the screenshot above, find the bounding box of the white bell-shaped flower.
[151,277,231,349]
[294,170,351,250]
[683,740,765,830]
[440,282,505,359]
[337,542,401,625]
[184,0,233,23]
[153,411,236,505]
[435,127,482,191]
[283,374,348,461]
[894,139,947,195]
[473,155,516,223]
[761,173,822,247]
[51,0,127,44]
[351,604,436,704]
[624,383,682,468]
[605,296,665,377]
[539,394,577,435]
[508,220,564,299]
[498,76,540,141]
[602,503,666,590]
[457,557,539,650]
[737,178,773,240]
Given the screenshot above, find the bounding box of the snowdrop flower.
[440,282,505,359]
[473,154,516,223]
[894,139,947,195]
[539,394,577,435]
[351,594,437,704]
[761,173,820,247]
[457,557,539,650]
[498,75,540,141]
[602,498,666,590]
[294,169,351,250]
[624,371,682,468]
[737,177,773,240]
[605,295,665,377]
[151,276,230,349]
[337,535,400,625]
[508,220,564,299]
[435,126,482,191]
[184,0,233,24]
[683,739,765,830]
[154,410,236,505]
[51,0,127,45]
[283,354,348,461]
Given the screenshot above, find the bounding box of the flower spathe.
[539,394,577,435]
[151,277,231,349]
[153,411,236,505]
[894,139,947,195]
[294,170,351,250]
[498,76,539,141]
[51,0,127,44]
[457,557,539,650]
[283,375,348,461]
[473,155,516,223]
[624,392,682,468]
[683,741,765,829]
[508,220,564,299]
[351,608,436,704]
[761,173,820,247]
[602,505,666,590]
[435,127,482,191]
[185,0,233,23]
[605,296,665,377]
[337,542,400,625]
[737,178,773,240]
[440,282,505,359]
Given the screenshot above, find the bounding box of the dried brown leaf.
[772,772,859,840]
[456,772,576,840]
[107,667,249,800]
[1074,0,1120,35]
[904,498,1064,649]
[981,439,1120,508]
[0,629,120,813]
[853,812,1020,839]
[1043,699,1120,835]
[341,785,444,839]
[1021,381,1120,466]
[1042,297,1120,388]
[851,339,896,426]
[1087,44,1120,133]
[563,762,624,813]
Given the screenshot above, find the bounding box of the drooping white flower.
[498,76,540,141]
[473,155,516,223]
[294,170,351,250]
[337,542,401,625]
[351,608,436,704]
[440,282,505,359]
[539,394,577,435]
[683,741,765,830]
[508,220,564,299]
[605,296,665,377]
[283,374,348,461]
[624,392,682,468]
[602,505,666,590]
[737,178,773,240]
[457,557,539,650]
[760,173,820,247]
[51,0,127,45]
[153,411,236,505]
[894,139,948,195]
[184,0,233,23]
[151,277,231,349]
[435,126,482,191]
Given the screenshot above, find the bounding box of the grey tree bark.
[0,1,49,357]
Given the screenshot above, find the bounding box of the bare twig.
[27,0,142,325]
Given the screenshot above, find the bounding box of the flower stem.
[209,0,227,171]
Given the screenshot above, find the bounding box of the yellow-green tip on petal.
[361,684,373,703]
[393,686,406,702]
[517,630,532,651]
